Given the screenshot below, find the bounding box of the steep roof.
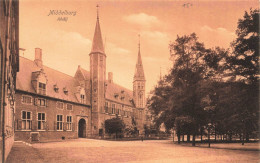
[80,68,90,80]
[105,81,134,106]
[16,57,88,104]
[77,67,134,106]
[90,15,105,54]
[134,42,145,81]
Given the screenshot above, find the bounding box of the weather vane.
[96,4,99,19]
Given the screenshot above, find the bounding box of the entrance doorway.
[78,119,86,138]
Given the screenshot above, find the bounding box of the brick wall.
[14,91,91,142]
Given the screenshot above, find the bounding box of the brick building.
[14,7,151,142]
[0,0,19,161]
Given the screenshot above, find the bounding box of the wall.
[14,91,91,142]
[0,0,19,162]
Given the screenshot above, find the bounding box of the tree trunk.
[214,128,217,142]
[200,128,203,142]
[229,133,232,141]
[192,134,196,146]
[246,133,249,142]
[208,128,210,148]
[182,135,184,142]
[242,133,245,145]
[187,134,190,142]
[178,134,181,144]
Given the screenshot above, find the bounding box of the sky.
[19,0,258,95]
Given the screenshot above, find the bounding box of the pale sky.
[19,0,258,95]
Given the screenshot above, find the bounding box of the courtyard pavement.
[6,139,260,163]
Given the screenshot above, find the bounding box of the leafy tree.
[105,118,125,138]
[226,8,259,141]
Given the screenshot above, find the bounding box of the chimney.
[34,48,43,68]
[108,72,113,83]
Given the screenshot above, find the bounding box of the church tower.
[89,5,106,137]
[133,36,146,109]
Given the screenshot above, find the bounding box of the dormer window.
[114,93,119,99]
[79,88,86,104]
[53,84,59,92]
[80,94,85,103]
[121,90,124,94]
[63,87,68,95]
[38,82,46,95]
[121,96,125,100]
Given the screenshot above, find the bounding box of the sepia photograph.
[0,0,259,162]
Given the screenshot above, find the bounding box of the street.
[6,139,259,163]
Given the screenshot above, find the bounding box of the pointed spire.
[90,4,105,54]
[134,34,145,81]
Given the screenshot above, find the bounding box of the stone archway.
[78,118,86,138]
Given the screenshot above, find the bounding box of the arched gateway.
[78,118,86,138]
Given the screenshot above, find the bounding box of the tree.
[226,8,259,142]
[149,33,228,146]
[228,9,259,84]
[105,118,125,138]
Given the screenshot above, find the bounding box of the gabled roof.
[105,81,134,106]
[90,16,105,54]
[80,68,90,80]
[16,57,89,105]
[74,66,90,81]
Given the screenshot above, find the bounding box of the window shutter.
[108,106,112,113]
[46,100,48,107]
[34,98,38,106]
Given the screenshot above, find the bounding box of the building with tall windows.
[0,0,19,161]
[14,6,151,142]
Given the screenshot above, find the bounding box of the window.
[22,95,32,104]
[63,87,68,95]
[22,111,31,130]
[67,116,72,131]
[38,113,46,130]
[54,84,59,92]
[38,98,46,106]
[38,82,46,95]
[80,94,85,103]
[112,104,115,114]
[57,102,64,109]
[57,115,63,131]
[66,104,73,111]
[105,102,108,113]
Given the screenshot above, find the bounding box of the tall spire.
[134,34,145,81]
[90,4,105,54]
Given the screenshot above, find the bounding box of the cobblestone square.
[6,139,260,163]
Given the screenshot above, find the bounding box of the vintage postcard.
[0,0,259,162]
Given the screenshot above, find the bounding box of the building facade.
[14,7,151,142]
[0,0,19,161]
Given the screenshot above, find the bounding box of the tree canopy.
[148,8,259,145]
